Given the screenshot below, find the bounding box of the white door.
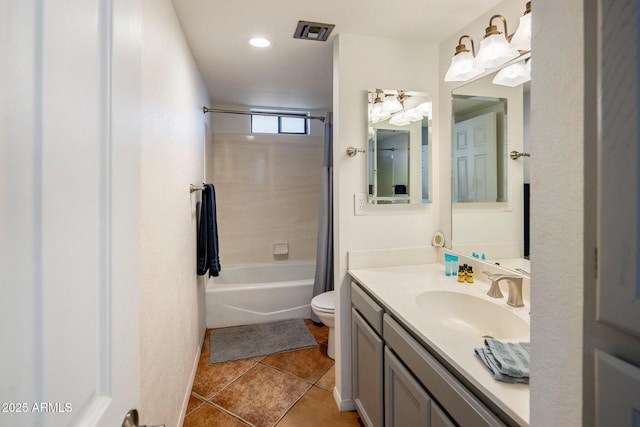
[453,113,497,203]
[0,1,142,426]
[595,0,640,424]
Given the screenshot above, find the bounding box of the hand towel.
[475,338,530,384]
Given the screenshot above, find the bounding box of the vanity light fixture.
[444,35,485,82]
[369,89,430,125]
[473,15,520,70]
[389,112,411,127]
[382,92,403,114]
[509,1,532,52]
[415,101,432,119]
[492,59,531,87]
[370,90,391,123]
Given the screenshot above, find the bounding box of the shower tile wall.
[210,134,323,265]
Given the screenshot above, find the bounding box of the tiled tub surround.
[210,133,323,265]
[348,248,530,426]
[185,320,362,427]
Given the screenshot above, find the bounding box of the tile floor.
[184,319,363,427]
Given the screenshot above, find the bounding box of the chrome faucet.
[482,272,525,307]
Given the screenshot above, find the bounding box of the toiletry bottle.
[457,266,466,282]
[451,255,459,276]
[466,266,474,283]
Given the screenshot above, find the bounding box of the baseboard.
[178,339,202,426]
[333,386,355,411]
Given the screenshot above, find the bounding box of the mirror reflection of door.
[452,95,507,203]
[453,112,498,202]
[375,129,409,199]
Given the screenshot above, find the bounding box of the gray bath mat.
[209,318,318,364]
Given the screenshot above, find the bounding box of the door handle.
[122,409,165,427]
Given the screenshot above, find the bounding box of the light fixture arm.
[455,35,476,56]
[374,89,383,104]
[485,15,513,42]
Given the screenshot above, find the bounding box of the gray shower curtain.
[311,112,334,323]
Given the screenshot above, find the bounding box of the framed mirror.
[367,89,432,204]
[450,59,530,272]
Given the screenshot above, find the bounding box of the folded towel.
[475,339,530,384]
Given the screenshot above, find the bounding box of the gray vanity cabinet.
[384,347,430,426]
[383,315,504,427]
[352,309,384,427]
[351,280,508,427]
[351,283,385,427]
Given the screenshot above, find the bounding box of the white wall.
[140,1,209,425]
[333,33,440,407]
[530,0,587,425]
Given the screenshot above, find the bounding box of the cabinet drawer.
[383,314,506,427]
[351,281,384,335]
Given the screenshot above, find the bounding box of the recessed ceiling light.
[249,37,271,48]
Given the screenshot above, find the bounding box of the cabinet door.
[385,347,431,427]
[598,0,640,339]
[352,308,384,427]
[431,401,456,427]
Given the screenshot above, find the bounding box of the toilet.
[311,290,335,359]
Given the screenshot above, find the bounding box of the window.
[251,111,309,135]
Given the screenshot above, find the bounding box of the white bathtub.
[205,261,315,328]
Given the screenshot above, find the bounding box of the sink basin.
[415,291,529,340]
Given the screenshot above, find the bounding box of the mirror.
[367,89,432,204]
[450,63,530,272]
[452,94,508,203]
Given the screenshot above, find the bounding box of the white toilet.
[311,290,335,359]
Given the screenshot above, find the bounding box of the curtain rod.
[202,106,325,122]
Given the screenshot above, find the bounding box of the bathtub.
[205,261,315,328]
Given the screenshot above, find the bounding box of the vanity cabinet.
[384,346,430,427]
[351,283,384,427]
[351,280,508,427]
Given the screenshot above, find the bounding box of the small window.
[251,111,309,135]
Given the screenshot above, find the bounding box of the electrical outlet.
[354,193,367,216]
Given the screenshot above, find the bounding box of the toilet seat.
[311,290,335,312]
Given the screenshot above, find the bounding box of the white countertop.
[349,262,530,426]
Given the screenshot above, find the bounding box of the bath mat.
[209,318,318,364]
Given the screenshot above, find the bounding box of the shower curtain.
[311,112,334,323]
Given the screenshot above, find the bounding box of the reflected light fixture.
[249,37,271,48]
[473,15,520,70]
[492,59,531,87]
[510,1,532,52]
[370,90,391,123]
[444,35,484,82]
[415,101,432,119]
[389,112,411,127]
[382,93,403,114]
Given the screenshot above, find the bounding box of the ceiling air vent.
[293,21,335,42]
